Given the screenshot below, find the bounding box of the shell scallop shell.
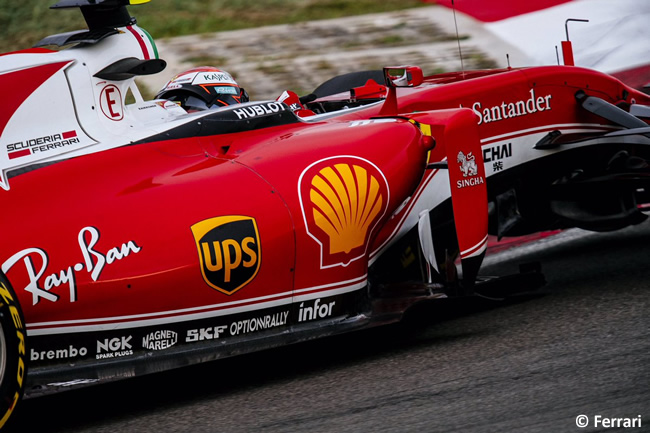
[309,163,383,254]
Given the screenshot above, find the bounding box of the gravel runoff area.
[140,5,531,100]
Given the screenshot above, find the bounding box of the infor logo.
[191,216,261,295]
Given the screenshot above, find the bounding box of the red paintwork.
[0,62,71,136]
[1,29,649,416]
[366,66,649,140]
[2,3,648,428]
[612,64,650,91]
[4,63,648,333]
[424,0,572,23]
[0,118,434,330]
[0,48,55,58]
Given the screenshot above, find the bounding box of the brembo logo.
[299,156,390,268]
[191,216,261,295]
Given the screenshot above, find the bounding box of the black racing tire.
[0,273,26,430]
[311,70,384,98]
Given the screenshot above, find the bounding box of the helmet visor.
[168,94,211,112]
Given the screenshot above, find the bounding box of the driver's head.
[156,67,249,112]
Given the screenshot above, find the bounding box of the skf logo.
[191,216,261,295]
[299,156,390,268]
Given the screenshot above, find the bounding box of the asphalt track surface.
[7,220,650,433]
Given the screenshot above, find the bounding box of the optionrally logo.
[191,216,261,295]
[299,156,390,268]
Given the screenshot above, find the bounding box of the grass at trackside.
[0,0,426,53]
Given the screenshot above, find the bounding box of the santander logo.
[470,89,552,125]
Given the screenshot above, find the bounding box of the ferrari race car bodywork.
[1,0,649,428]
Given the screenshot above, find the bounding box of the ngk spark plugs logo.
[299,156,390,268]
[191,216,261,295]
[96,336,133,359]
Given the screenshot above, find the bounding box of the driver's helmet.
[156,66,249,112]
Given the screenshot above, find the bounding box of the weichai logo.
[191,216,261,295]
[299,156,390,268]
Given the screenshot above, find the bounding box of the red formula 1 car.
[1,0,649,427]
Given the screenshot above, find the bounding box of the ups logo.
[191,216,261,295]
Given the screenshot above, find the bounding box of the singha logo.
[457,151,478,177]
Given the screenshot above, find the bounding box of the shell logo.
[299,156,390,268]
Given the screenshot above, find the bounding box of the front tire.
[0,274,26,430]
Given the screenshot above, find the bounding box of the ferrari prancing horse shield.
[191,216,261,295]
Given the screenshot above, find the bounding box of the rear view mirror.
[383,66,423,88]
